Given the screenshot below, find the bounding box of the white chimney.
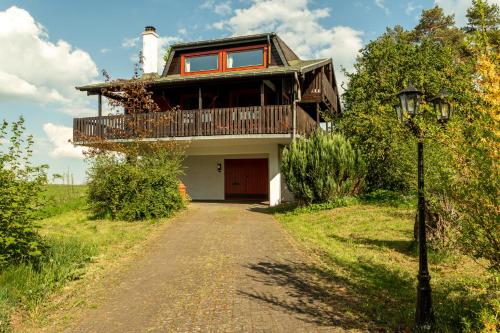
[142,26,159,74]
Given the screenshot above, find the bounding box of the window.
[184,54,219,73]
[180,45,267,76]
[227,49,264,69]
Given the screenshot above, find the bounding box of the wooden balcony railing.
[321,72,338,110]
[73,105,317,142]
[301,71,338,110]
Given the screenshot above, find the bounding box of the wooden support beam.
[198,87,202,110]
[263,79,276,93]
[260,81,265,107]
[98,93,102,117]
[281,78,285,104]
[316,103,320,127]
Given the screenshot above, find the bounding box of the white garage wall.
[181,153,269,202]
[181,156,225,200]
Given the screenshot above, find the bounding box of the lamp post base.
[415,272,434,331]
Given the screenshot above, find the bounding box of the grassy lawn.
[0,185,173,332]
[274,202,497,332]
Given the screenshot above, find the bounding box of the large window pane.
[227,49,263,68]
[185,54,219,73]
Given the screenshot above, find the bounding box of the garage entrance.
[224,159,269,200]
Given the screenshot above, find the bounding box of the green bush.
[86,149,184,221]
[281,131,366,205]
[0,118,47,267]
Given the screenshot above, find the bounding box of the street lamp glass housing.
[431,88,452,123]
[397,81,422,122]
[395,106,403,122]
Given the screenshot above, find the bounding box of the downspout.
[267,35,271,65]
[292,72,301,139]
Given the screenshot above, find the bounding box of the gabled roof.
[76,59,331,93]
[76,32,336,94]
[162,32,301,77]
[169,32,275,50]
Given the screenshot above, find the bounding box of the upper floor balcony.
[73,104,317,144]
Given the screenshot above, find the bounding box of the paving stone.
[66,202,368,333]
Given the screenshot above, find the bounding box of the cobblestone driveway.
[68,202,367,333]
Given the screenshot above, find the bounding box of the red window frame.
[223,44,268,72]
[181,49,222,76]
[180,44,268,76]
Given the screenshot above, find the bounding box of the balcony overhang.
[75,134,294,155]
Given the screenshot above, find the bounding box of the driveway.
[67,202,366,333]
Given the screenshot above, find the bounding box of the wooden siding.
[73,105,317,142]
[301,71,338,111]
[165,41,283,76]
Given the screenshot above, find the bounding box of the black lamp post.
[396,81,452,330]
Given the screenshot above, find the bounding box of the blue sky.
[0,0,485,183]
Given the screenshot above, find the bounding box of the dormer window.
[183,52,220,74]
[227,48,264,69]
[180,45,267,76]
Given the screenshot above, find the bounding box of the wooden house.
[74,27,341,205]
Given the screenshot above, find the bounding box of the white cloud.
[201,0,232,15]
[215,1,232,15]
[100,48,110,54]
[158,35,182,71]
[374,0,390,15]
[122,36,139,48]
[406,2,422,15]
[213,0,363,91]
[0,6,98,116]
[434,0,500,26]
[43,123,84,159]
[124,32,182,74]
[178,28,187,35]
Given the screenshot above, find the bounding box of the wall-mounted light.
[217,163,222,172]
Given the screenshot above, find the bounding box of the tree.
[339,17,469,192]
[442,0,500,270]
[465,0,500,49]
[339,2,500,270]
[412,6,464,47]
[78,61,185,221]
[281,131,365,205]
[52,173,64,184]
[0,117,47,266]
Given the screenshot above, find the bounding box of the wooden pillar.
[98,93,102,117]
[280,78,285,105]
[316,103,320,127]
[198,87,202,110]
[260,81,265,107]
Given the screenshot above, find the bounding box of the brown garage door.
[224,159,268,200]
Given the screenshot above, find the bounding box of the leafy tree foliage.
[445,0,499,270]
[0,117,47,266]
[340,5,474,191]
[466,0,500,49]
[340,1,500,271]
[281,131,365,205]
[87,149,184,221]
[82,63,185,221]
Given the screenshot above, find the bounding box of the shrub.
[0,117,47,267]
[86,148,184,221]
[281,131,366,205]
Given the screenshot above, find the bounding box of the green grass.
[275,203,498,332]
[0,185,171,332]
[37,185,87,218]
